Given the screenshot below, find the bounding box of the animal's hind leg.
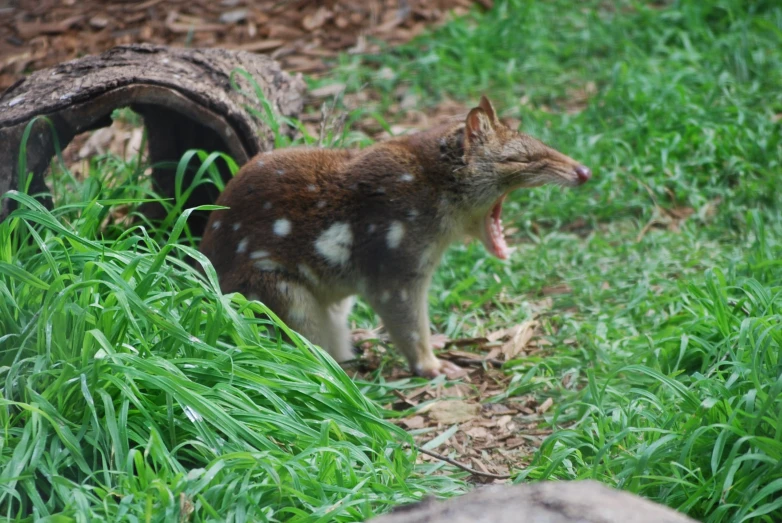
[319,296,356,362]
[245,274,355,362]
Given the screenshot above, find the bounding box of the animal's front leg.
[368,281,463,378]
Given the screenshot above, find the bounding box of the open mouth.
[479,195,510,259]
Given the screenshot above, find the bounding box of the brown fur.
[200,97,591,377]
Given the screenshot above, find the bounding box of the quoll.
[200,97,591,377]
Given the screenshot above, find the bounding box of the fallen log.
[369,481,698,523]
[0,43,306,237]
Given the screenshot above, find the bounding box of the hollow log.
[0,43,306,236]
[368,481,698,523]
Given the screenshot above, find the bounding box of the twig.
[635,215,665,243]
[448,357,505,368]
[412,444,512,480]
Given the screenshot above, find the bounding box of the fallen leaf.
[402,416,425,429]
[302,6,332,31]
[505,437,526,450]
[425,400,480,424]
[496,415,512,429]
[500,320,538,360]
[537,397,554,414]
[466,426,489,439]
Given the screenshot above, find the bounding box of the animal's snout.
[575,165,592,184]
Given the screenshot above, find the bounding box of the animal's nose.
[575,165,592,183]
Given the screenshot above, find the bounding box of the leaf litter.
[350,315,558,483]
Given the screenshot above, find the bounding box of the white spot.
[386,221,405,249]
[315,222,353,266]
[273,219,291,236]
[399,289,408,301]
[400,172,414,182]
[410,332,420,342]
[317,200,327,209]
[212,220,221,230]
[276,281,289,294]
[298,264,319,285]
[9,96,25,107]
[367,224,377,234]
[307,184,317,192]
[276,169,285,175]
[380,290,391,303]
[257,159,265,168]
[254,259,281,272]
[237,237,249,253]
[407,209,419,221]
[233,222,241,231]
[439,137,447,147]
[263,202,272,210]
[250,250,269,259]
[376,186,386,194]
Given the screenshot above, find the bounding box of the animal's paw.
[415,358,467,380]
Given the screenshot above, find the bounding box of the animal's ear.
[465,107,495,146]
[478,95,500,127]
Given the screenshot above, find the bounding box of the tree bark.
[0,43,306,236]
[368,481,698,523]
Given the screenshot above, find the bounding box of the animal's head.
[456,96,591,259]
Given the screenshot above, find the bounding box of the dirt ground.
[1,0,557,483]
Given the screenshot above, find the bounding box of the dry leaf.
[302,7,332,31]
[402,416,425,429]
[425,400,480,424]
[500,320,538,360]
[466,426,489,439]
[537,397,554,414]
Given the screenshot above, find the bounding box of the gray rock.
[369,481,698,523]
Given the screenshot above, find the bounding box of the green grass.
[2,0,782,521]
[0,182,460,520]
[321,0,782,521]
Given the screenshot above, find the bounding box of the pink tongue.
[485,197,509,259]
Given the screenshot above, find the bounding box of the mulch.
[1,0,490,92]
[350,308,561,483]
